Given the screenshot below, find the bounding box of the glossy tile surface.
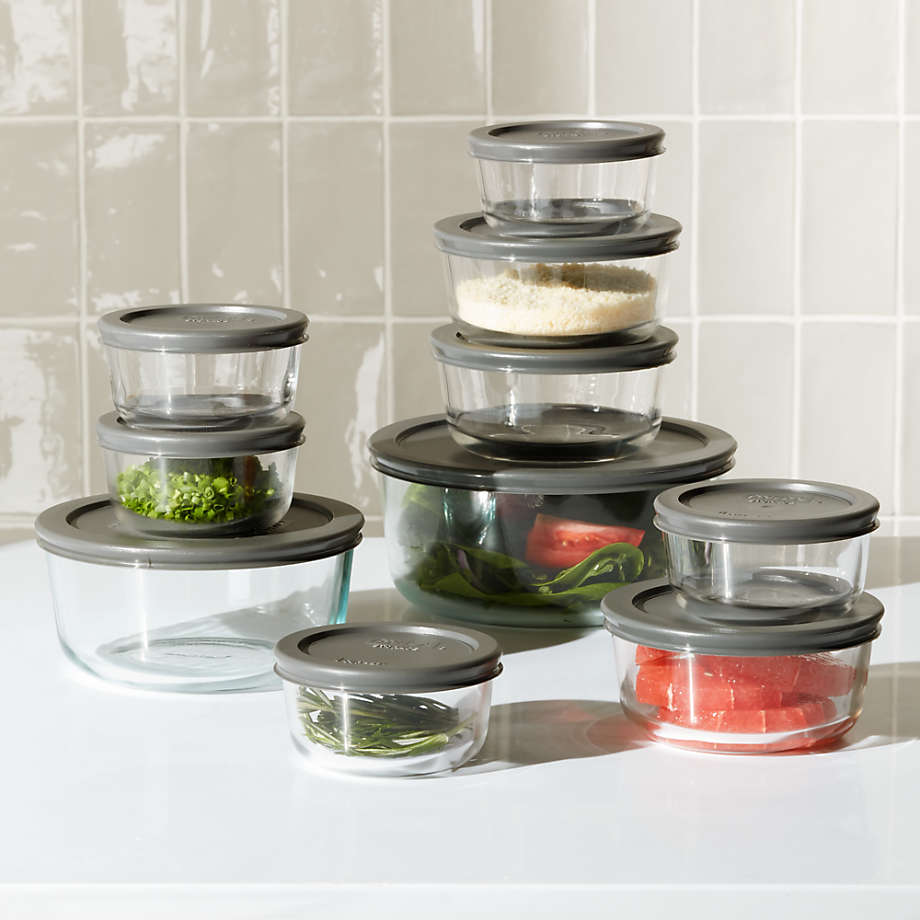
[289,122,384,316]
[84,123,180,313]
[288,0,382,115]
[185,0,279,115]
[186,122,282,303]
[0,0,73,113]
[0,124,78,316]
[390,0,484,115]
[0,326,80,512]
[83,0,177,114]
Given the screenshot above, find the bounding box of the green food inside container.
[297,687,471,758]
[116,456,281,523]
[397,483,662,612]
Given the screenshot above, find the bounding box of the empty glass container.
[468,120,664,235]
[369,414,737,628]
[98,304,308,427]
[96,411,305,536]
[654,480,879,610]
[35,494,364,693]
[430,323,676,460]
[274,623,502,777]
[602,580,883,754]
[434,213,680,346]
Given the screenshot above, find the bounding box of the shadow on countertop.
[837,661,920,750]
[344,587,595,654]
[455,699,648,775]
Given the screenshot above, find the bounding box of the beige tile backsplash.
[0,0,917,535]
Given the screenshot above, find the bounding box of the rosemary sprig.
[297,687,472,758]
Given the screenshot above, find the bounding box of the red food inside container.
[633,648,852,734]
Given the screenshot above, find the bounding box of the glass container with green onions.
[273,623,503,777]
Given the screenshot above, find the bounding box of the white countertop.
[4,536,920,918]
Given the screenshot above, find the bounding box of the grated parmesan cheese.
[455,262,657,336]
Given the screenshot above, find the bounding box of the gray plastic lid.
[434,212,681,263]
[468,120,665,164]
[96,411,305,457]
[98,304,309,353]
[431,323,677,374]
[368,415,736,495]
[654,479,880,544]
[34,492,363,569]
[273,623,503,692]
[602,580,883,655]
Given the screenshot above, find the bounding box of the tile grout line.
[280,0,291,309]
[382,0,395,423]
[75,0,90,496]
[13,112,920,124]
[484,0,492,121]
[893,0,907,531]
[587,0,596,116]
[178,0,189,302]
[689,0,700,420]
[791,0,803,478]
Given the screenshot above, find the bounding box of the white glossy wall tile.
[1,0,917,535]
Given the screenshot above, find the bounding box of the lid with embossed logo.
[98,303,308,353]
[653,479,879,544]
[468,120,665,163]
[273,623,503,692]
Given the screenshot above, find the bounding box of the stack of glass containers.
[602,479,883,752]
[35,304,365,693]
[370,120,740,629]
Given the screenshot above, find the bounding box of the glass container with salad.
[368,414,736,627]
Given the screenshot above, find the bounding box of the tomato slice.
[524,514,645,570]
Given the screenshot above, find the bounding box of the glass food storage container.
[98,303,309,427]
[654,479,879,611]
[468,120,664,236]
[34,493,364,693]
[368,414,736,628]
[602,579,883,754]
[274,623,502,777]
[430,323,676,461]
[433,213,680,347]
[96,411,305,537]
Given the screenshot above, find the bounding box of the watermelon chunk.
[635,645,676,665]
[636,659,784,711]
[661,694,839,734]
[686,654,856,697]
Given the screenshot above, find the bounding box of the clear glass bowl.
[611,636,872,754]
[105,344,302,428]
[436,362,665,461]
[43,549,354,693]
[476,158,657,236]
[660,532,871,610]
[101,445,300,537]
[280,679,493,777]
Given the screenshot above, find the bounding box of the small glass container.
[274,623,502,777]
[369,415,737,628]
[434,213,680,346]
[430,323,676,460]
[98,304,308,428]
[468,121,665,236]
[602,580,883,754]
[654,480,879,611]
[34,493,364,693]
[96,411,305,537]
